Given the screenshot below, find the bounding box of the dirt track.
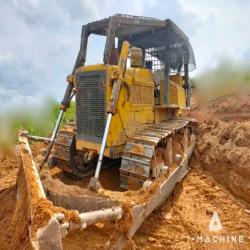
[0,91,249,249]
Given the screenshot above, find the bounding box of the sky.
[0,0,250,112]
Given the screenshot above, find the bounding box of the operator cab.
[75,14,196,108]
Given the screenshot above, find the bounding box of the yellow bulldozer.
[19,14,196,249]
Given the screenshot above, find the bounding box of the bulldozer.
[49,13,196,190]
[18,14,196,249]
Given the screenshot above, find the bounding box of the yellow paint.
[107,66,155,147]
[76,140,111,157]
[75,64,187,158]
[168,81,186,107]
[170,74,183,86]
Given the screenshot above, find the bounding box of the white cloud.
[0,86,18,98]
[0,85,45,114]
[0,0,249,112]
[182,0,250,74]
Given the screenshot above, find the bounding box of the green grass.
[31,101,76,136]
[60,102,76,126]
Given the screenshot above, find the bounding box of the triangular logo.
[209,211,222,232]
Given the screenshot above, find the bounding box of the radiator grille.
[75,71,106,143]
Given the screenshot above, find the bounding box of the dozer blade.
[16,126,196,249]
[17,132,123,250]
[18,132,63,249]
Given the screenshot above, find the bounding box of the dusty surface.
[191,92,250,204]
[131,91,250,250]
[0,148,20,192]
[0,149,33,250]
[133,168,250,250]
[0,91,249,249]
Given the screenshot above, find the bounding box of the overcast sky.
[0,0,249,111]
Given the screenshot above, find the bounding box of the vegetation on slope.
[0,101,75,148]
[192,58,250,100]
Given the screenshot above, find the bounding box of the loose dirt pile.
[0,91,249,249]
[191,91,250,203]
[131,91,250,250]
[0,149,33,250]
[0,148,20,191]
[133,168,250,250]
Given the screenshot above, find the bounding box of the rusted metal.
[130,135,159,145]
[112,133,196,249]
[127,143,145,155]
[27,135,52,142]
[165,137,173,165]
[122,156,151,165]
[120,118,195,189]
[183,127,188,154]
[54,130,75,162]
[151,147,164,178]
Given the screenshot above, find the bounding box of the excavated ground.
[0,91,249,250]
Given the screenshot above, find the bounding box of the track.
[120,117,196,189]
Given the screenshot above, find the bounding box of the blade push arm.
[89,41,130,190]
[108,41,129,114]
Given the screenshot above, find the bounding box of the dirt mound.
[0,147,20,191]
[0,186,17,249]
[133,169,250,250]
[196,120,250,203]
[190,91,250,122]
[191,91,250,204]
[7,169,33,250]
[0,91,249,250]
[0,148,32,250]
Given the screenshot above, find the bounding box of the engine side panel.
[74,64,155,158]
